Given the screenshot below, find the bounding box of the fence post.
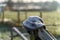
[2,6,4,22]
[40,11,42,18]
[17,10,20,27]
[25,11,27,19]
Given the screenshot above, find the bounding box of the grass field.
[1,11,60,25]
[0,10,60,40]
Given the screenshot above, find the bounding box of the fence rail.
[46,24,60,26]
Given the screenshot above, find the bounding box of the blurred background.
[0,0,60,40]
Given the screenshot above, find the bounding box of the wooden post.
[40,11,42,18]
[17,11,20,26]
[25,11,27,19]
[2,7,4,23]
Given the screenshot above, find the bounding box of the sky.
[0,0,60,3]
[22,0,60,3]
[55,0,60,3]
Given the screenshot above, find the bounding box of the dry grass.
[0,10,60,40]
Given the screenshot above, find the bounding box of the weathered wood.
[17,11,20,27]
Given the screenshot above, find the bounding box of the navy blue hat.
[23,16,45,31]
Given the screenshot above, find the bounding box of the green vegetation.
[0,10,60,40]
